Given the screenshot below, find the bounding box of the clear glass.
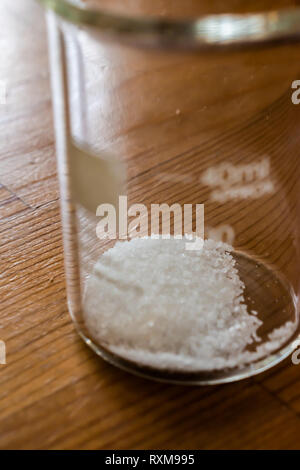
[44,0,300,384]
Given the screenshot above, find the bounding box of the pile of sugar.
[84,237,296,371]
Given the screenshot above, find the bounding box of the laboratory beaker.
[42,0,300,384]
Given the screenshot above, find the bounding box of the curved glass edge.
[39,0,300,49]
[77,327,300,385]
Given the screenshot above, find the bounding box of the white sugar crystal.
[83,236,296,371]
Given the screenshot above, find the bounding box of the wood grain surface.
[1,0,300,450]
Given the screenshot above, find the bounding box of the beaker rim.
[39,1,300,49]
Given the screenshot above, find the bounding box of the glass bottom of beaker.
[76,251,299,385]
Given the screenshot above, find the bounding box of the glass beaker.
[42,0,300,384]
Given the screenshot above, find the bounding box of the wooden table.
[1,0,300,450]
